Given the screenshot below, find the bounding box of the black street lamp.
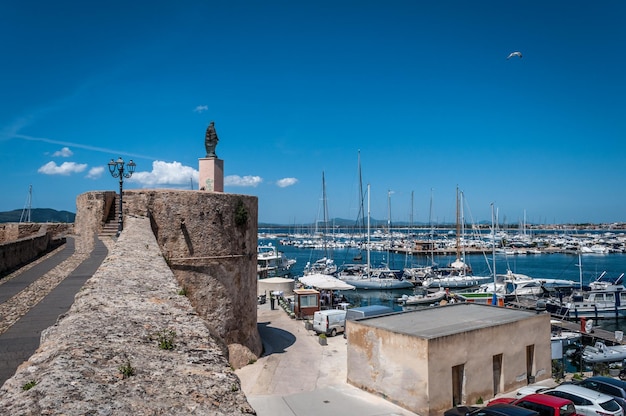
[108,157,136,236]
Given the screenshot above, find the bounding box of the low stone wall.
[0,222,72,243]
[0,216,255,415]
[0,232,58,277]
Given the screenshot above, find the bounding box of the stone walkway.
[0,236,111,386]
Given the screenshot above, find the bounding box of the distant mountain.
[0,209,75,223]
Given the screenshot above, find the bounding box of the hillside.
[0,209,75,223]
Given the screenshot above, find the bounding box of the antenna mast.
[20,185,32,223]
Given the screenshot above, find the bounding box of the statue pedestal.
[198,158,224,192]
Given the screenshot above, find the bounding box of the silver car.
[529,384,623,416]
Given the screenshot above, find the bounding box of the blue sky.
[1,1,624,225]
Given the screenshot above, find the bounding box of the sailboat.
[335,184,413,290]
[303,171,337,276]
[422,187,493,290]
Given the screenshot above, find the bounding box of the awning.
[298,273,355,291]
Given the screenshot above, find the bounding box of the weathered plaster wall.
[0,216,255,415]
[347,309,552,416]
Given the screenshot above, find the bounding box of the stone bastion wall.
[73,189,262,367]
[0,216,255,414]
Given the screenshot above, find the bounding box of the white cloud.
[130,160,199,187]
[276,177,298,188]
[194,105,208,113]
[52,146,73,157]
[86,166,104,179]
[38,161,88,175]
[225,175,263,187]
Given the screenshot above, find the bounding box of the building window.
[300,294,318,307]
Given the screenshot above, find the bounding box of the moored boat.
[545,273,626,320]
[397,288,449,306]
[582,341,626,363]
[257,244,296,278]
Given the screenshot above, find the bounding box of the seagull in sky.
[506,51,522,60]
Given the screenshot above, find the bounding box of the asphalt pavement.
[0,237,108,386]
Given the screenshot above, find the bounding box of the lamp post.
[108,157,136,236]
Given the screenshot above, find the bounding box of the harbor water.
[259,235,626,334]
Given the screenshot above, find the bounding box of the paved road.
[0,237,108,385]
[236,301,419,416]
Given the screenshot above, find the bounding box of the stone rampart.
[121,190,261,368]
[73,191,116,253]
[0,216,255,414]
[74,190,261,368]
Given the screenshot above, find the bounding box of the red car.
[489,393,582,416]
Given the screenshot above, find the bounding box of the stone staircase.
[99,196,120,238]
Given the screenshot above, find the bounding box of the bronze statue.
[204,121,219,158]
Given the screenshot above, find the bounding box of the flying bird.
[506,51,522,60]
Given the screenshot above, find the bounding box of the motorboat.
[477,270,578,299]
[397,289,448,306]
[257,244,296,278]
[582,341,626,363]
[545,273,626,320]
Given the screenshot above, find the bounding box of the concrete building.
[346,303,552,416]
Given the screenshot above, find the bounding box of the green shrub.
[157,329,176,350]
[119,362,135,379]
[22,380,37,391]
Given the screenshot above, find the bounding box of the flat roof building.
[346,303,552,416]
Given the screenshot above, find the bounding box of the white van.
[313,309,346,337]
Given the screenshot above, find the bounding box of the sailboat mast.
[367,184,371,277]
[387,189,392,268]
[322,171,329,258]
[358,150,365,232]
[491,202,498,306]
[20,185,32,223]
[429,188,434,265]
[455,186,461,261]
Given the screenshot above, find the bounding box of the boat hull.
[338,278,413,290]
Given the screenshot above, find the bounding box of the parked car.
[468,403,540,415]
[444,405,481,415]
[524,384,623,416]
[444,404,540,416]
[489,393,581,416]
[571,376,626,412]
